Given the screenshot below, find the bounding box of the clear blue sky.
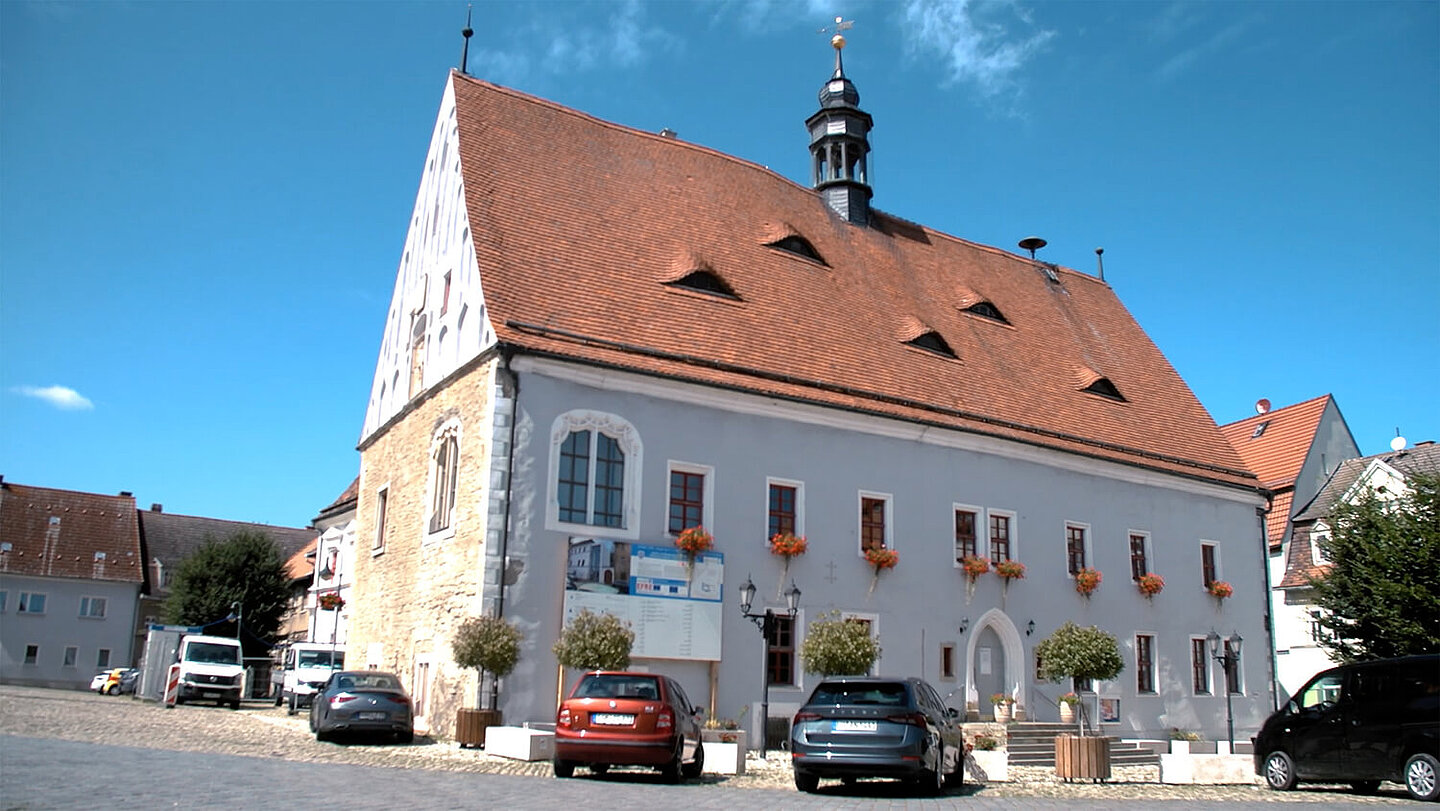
[3,1,1436,528]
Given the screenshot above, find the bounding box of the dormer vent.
[1082,377,1126,402]
[906,330,957,359]
[765,235,827,265]
[965,300,1009,324]
[666,269,740,300]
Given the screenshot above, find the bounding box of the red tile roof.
[0,482,143,583]
[449,73,1257,491]
[284,538,318,582]
[1265,490,1294,550]
[1219,394,1332,489]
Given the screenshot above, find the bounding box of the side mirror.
[946,707,960,719]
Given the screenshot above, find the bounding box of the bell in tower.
[806,20,874,226]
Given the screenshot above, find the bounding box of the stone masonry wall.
[351,359,499,739]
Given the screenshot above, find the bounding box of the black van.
[1254,654,1439,801]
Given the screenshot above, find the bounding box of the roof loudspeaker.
[1018,236,1047,260]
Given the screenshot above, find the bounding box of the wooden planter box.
[456,708,502,748]
[1055,734,1111,782]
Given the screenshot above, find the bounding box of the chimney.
[150,503,163,512]
[119,491,133,498]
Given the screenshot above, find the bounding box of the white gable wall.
[363,77,496,440]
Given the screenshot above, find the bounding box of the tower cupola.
[806,20,873,226]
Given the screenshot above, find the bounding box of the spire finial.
[460,4,474,75]
[822,16,854,77]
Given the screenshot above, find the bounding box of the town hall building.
[345,35,1270,744]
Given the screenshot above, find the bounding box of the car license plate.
[832,720,877,732]
[356,711,387,721]
[202,692,220,699]
[591,713,635,726]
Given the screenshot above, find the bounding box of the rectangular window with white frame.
[1129,531,1151,580]
[988,509,1016,562]
[940,643,956,680]
[63,646,78,668]
[668,462,714,534]
[766,478,804,541]
[859,492,893,554]
[428,428,460,535]
[548,411,641,538]
[0,590,7,613]
[1201,542,1220,587]
[953,505,980,564]
[1065,522,1090,575]
[1191,637,1210,695]
[1135,634,1156,694]
[24,645,39,666]
[96,648,111,668]
[16,592,46,614]
[79,596,107,619]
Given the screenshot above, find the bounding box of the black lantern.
[1207,630,1244,748]
[739,575,801,759]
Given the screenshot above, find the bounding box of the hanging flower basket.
[960,555,990,602]
[318,592,345,611]
[864,547,899,594]
[995,560,1026,581]
[1074,567,1102,598]
[1136,573,1165,599]
[675,527,714,574]
[1207,580,1233,600]
[769,533,807,597]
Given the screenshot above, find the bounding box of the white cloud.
[474,1,679,83]
[1155,17,1256,82]
[13,384,94,411]
[901,0,1054,99]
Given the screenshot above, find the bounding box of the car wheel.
[1347,777,1382,795]
[661,744,683,784]
[681,741,704,779]
[273,690,283,707]
[315,726,331,743]
[230,698,241,710]
[1263,751,1297,791]
[794,770,820,793]
[107,685,119,695]
[396,730,414,744]
[287,694,298,716]
[553,759,576,778]
[1405,753,1440,802]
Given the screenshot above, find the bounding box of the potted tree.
[799,610,880,676]
[452,615,522,748]
[552,609,635,672]
[1034,621,1124,782]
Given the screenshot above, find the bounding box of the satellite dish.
[1255,399,1271,415]
[1390,436,1407,452]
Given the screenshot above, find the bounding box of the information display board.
[562,538,724,661]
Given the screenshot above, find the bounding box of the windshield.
[573,674,661,699]
[810,682,909,706]
[297,650,344,669]
[185,642,240,665]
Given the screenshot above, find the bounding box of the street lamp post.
[738,576,800,760]
[319,560,342,665]
[1207,630,1243,749]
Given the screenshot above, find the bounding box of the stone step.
[1003,723,1160,768]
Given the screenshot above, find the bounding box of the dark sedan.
[309,670,413,744]
[790,676,963,795]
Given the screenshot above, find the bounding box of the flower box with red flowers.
[675,526,714,556]
[318,592,345,611]
[960,555,991,578]
[864,547,899,570]
[1137,573,1165,598]
[769,532,808,558]
[1207,580,1233,599]
[994,560,1026,581]
[1074,567,1103,596]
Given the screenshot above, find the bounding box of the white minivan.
[276,643,346,715]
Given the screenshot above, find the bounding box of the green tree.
[164,530,289,658]
[1034,622,1124,736]
[1310,473,1440,662]
[453,615,523,710]
[552,609,634,671]
[799,610,880,676]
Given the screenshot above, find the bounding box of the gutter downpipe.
[1258,498,1278,713]
[489,346,521,713]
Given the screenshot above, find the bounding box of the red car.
[553,671,705,782]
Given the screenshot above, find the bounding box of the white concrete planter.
[700,729,747,775]
[1170,739,1191,755]
[485,726,555,761]
[966,750,1008,783]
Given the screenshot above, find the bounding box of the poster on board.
[562,538,724,661]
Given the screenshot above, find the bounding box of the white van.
[276,642,346,715]
[175,634,245,709]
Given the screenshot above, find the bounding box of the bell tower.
[806,20,873,226]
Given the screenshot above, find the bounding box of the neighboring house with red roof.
[1280,440,1440,694]
[0,480,144,688]
[348,43,1271,743]
[1219,395,1360,697]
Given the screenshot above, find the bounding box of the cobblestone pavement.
[0,685,1416,808]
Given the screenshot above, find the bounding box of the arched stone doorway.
[964,609,1026,720]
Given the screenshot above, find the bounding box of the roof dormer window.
[666,270,740,300]
[906,331,957,359]
[965,300,1009,324]
[765,235,826,265]
[1251,421,1269,438]
[1082,377,1126,402]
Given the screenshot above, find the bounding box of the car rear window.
[573,674,661,699]
[810,682,909,706]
